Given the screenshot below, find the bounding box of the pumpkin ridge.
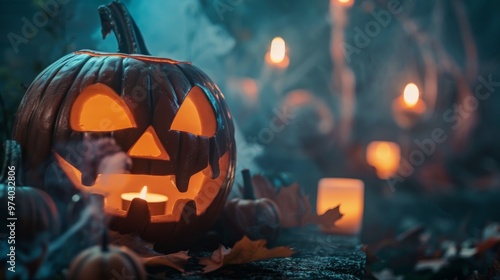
[74,252,98,278]
[119,248,144,277]
[23,55,94,185]
[173,63,196,88]
[159,65,179,108]
[74,50,188,65]
[93,56,110,84]
[50,55,95,148]
[13,54,73,147]
[146,75,154,124]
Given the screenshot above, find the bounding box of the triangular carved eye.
[170,86,217,137]
[70,83,136,132]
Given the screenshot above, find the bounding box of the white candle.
[121,186,167,216]
[317,178,364,235]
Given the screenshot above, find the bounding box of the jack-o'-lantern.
[12,1,235,252]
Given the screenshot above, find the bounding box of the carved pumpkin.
[12,2,235,252]
[67,235,146,280]
[222,170,281,245]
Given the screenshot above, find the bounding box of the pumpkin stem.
[98,1,151,55]
[242,169,256,200]
[102,228,109,252]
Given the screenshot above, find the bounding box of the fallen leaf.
[110,231,189,273]
[199,245,232,273]
[200,236,294,273]
[475,237,500,256]
[224,236,294,264]
[307,205,343,228]
[142,251,190,273]
[252,175,309,227]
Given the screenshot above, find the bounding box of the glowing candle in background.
[366,141,401,179]
[403,83,420,107]
[334,0,354,8]
[317,178,364,235]
[121,186,167,216]
[392,82,427,129]
[265,37,290,69]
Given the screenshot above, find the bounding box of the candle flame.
[269,37,286,64]
[140,186,147,199]
[366,141,401,179]
[333,0,354,7]
[403,83,419,107]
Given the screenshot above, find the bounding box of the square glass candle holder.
[317,178,364,235]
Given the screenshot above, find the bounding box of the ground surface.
[160,226,366,279]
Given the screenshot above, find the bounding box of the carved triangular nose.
[127,126,170,160]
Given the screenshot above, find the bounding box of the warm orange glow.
[121,185,168,216]
[270,37,286,63]
[317,178,364,235]
[140,186,147,199]
[366,141,401,179]
[392,82,426,128]
[265,37,289,69]
[333,0,354,7]
[128,126,170,160]
[403,83,420,107]
[75,50,188,64]
[54,151,230,222]
[170,86,217,137]
[70,83,136,132]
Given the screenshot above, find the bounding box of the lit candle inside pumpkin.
[366,141,401,179]
[265,37,289,69]
[317,178,364,235]
[392,83,426,128]
[121,186,167,216]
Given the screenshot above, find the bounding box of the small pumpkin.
[222,169,281,245]
[0,140,60,278]
[13,1,235,252]
[67,232,146,280]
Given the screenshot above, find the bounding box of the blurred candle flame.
[334,0,354,7]
[140,186,147,199]
[403,83,420,107]
[269,37,286,64]
[366,141,400,179]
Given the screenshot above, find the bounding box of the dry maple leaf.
[110,231,189,273]
[308,205,343,228]
[200,236,294,273]
[251,174,342,228]
[142,251,190,273]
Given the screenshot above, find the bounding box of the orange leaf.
[476,237,500,256]
[142,251,190,273]
[199,245,232,274]
[252,175,311,227]
[200,236,294,273]
[308,204,343,228]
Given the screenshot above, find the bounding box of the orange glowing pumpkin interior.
[56,83,228,222]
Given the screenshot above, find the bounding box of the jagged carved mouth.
[54,152,229,222]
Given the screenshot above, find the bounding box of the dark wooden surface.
[153,226,366,279]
